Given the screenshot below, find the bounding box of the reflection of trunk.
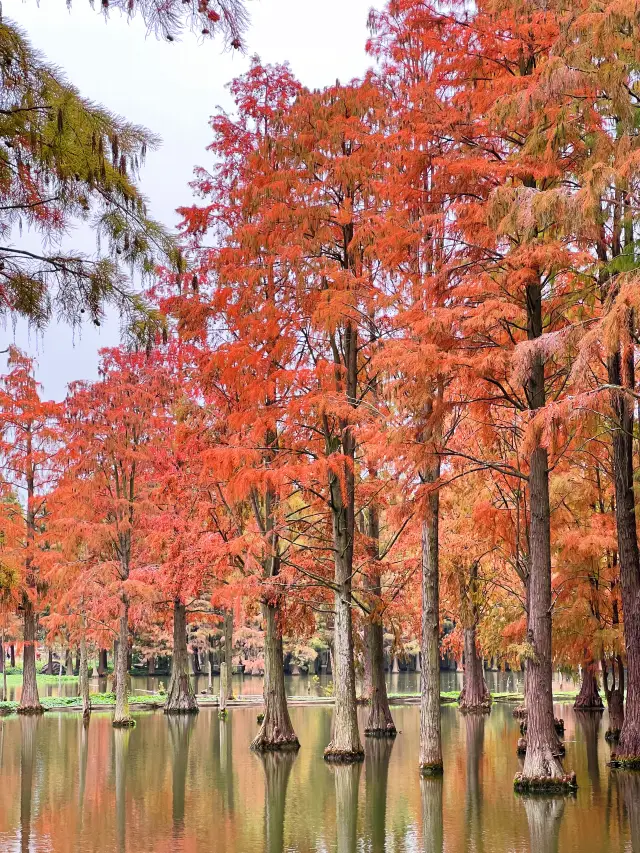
[464,714,485,849]
[330,762,362,853]
[168,715,196,836]
[20,716,39,853]
[114,727,130,853]
[165,599,198,714]
[113,597,132,727]
[419,461,442,774]
[420,775,443,853]
[573,662,604,711]
[602,655,625,738]
[224,609,234,701]
[364,504,395,737]
[78,714,89,821]
[608,343,640,761]
[18,597,43,715]
[259,750,297,853]
[365,737,394,853]
[252,602,299,751]
[520,282,564,783]
[79,621,91,722]
[459,626,491,713]
[521,797,565,853]
[616,772,640,851]
[575,711,602,794]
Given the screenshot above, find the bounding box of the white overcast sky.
[5,0,376,399]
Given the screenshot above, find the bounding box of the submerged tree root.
[16,705,45,716]
[419,761,444,776]
[112,718,135,728]
[521,718,564,737]
[513,705,528,719]
[364,725,397,738]
[514,772,577,793]
[323,747,365,764]
[605,728,621,742]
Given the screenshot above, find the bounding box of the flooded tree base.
[608,755,640,769]
[513,705,527,719]
[250,735,300,752]
[459,700,492,714]
[419,760,443,776]
[112,719,135,728]
[513,772,577,793]
[323,747,365,764]
[164,706,199,715]
[218,709,228,720]
[605,728,621,742]
[16,705,45,716]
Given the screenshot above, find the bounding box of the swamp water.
[0,701,636,852]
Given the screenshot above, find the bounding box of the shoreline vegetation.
[0,687,581,716]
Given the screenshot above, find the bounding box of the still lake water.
[4,668,555,702]
[0,700,637,853]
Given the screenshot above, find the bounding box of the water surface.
[0,701,635,852]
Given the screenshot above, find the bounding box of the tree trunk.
[324,455,363,761]
[608,344,640,762]
[80,624,91,723]
[0,639,3,674]
[46,648,53,674]
[516,282,571,789]
[419,462,442,775]
[64,648,73,675]
[18,597,43,715]
[603,655,625,739]
[219,662,228,714]
[364,503,395,738]
[518,445,565,784]
[224,609,234,701]
[365,618,396,737]
[573,661,604,712]
[97,648,108,677]
[458,626,491,713]
[74,647,80,677]
[147,655,156,675]
[251,602,299,751]
[10,644,15,669]
[362,622,373,702]
[165,599,198,714]
[113,597,133,727]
